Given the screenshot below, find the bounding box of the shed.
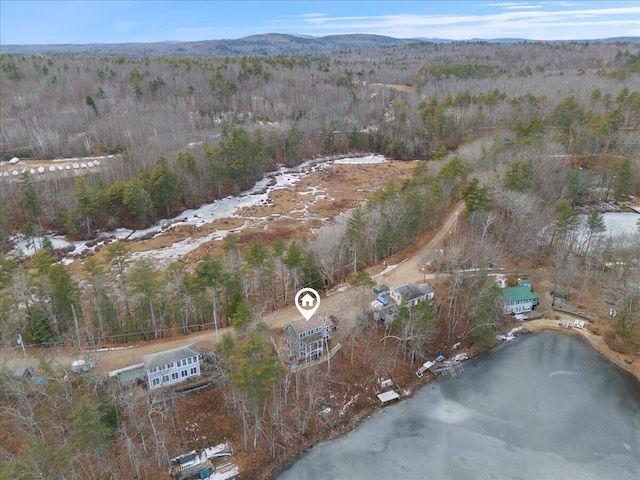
[373,284,389,295]
[377,390,400,403]
[518,279,533,291]
[13,365,34,380]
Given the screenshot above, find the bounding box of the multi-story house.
[144,343,201,390]
[284,317,335,362]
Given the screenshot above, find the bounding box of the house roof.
[143,344,200,370]
[13,365,34,378]
[286,316,330,334]
[394,282,428,301]
[502,286,539,303]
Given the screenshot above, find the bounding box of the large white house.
[143,344,201,390]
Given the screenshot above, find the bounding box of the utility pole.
[17,333,29,362]
[212,289,219,342]
[71,303,82,348]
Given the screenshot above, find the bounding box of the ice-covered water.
[602,212,640,236]
[275,332,640,480]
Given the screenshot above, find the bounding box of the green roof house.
[502,286,539,314]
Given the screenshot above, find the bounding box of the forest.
[1,38,639,478]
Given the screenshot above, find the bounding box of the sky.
[1,1,638,45]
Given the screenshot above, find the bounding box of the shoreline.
[522,318,640,382]
[264,317,640,479]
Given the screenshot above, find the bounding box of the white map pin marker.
[295,287,321,321]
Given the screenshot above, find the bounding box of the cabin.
[389,282,434,307]
[144,344,201,390]
[502,286,539,314]
[284,317,335,362]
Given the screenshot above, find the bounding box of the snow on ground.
[497,326,524,342]
[493,274,507,288]
[339,394,359,416]
[95,345,139,352]
[9,154,384,266]
[333,154,387,164]
[326,285,348,297]
[51,154,117,163]
[373,263,398,278]
[443,353,468,366]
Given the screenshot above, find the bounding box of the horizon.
[1,1,639,46]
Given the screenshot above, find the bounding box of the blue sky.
[1,1,638,45]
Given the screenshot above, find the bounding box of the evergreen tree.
[230,329,281,450]
[461,177,493,217]
[127,259,163,339]
[148,156,178,216]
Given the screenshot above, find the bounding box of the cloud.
[484,2,542,8]
[502,5,542,9]
[276,5,640,40]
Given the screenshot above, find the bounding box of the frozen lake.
[275,332,640,480]
[602,212,640,236]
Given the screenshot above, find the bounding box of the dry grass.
[603,330,637,355]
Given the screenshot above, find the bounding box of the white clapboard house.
[144,344,201,390]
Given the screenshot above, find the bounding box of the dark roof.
[285,316,330,335]
[373,284,389,294]
[394,282,427,301]
[143,344,199,370]
[13,365,34,377]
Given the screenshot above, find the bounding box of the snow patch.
[373,263,398,278]
[443,353,468,366]
[339,394,359,416]
[333,154,388,165]
[497,326,524,342]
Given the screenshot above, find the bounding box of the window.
[190,367,197,375]
[181,370,188,377]
[171,372,179,380]
[187,357,192,364]
[163,375,169,382]
[152,378,160,386]
[176,360,182,367]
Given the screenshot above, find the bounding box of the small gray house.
[284,317,335,362]
[144,344,201,390]
[389,282,434,307]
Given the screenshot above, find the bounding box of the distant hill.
[0,33,419,58]
[1,33,638,58]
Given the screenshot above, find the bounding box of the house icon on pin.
[300,293,316,308]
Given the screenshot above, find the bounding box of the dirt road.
[1,202,465,373]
